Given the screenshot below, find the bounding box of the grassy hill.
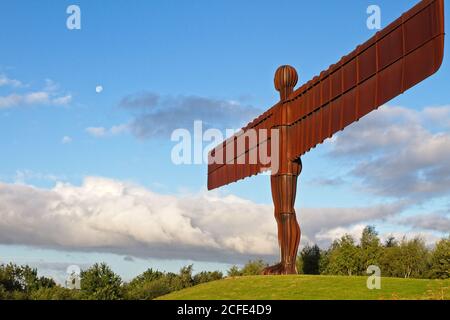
[158,275,450,300]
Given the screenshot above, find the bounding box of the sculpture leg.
[262,161,301,275]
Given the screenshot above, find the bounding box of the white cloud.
[422,106,450,128]
[0,177,275,261]
[86,124,128,138]
[0,74,22,88]
[61,136,72,144]
[44,79,60,92]
[24,91,50,104]
[0,94,22,109]
[0,177,417,262]
[110,124,128,135]
[327,105,450,201]
[315,224,367,243]
[0,75,72,109]
[315,224,442,247]
[380,231,443,247]
[52,95,72,106]
[85,127,106,137]
[400,212,450,233]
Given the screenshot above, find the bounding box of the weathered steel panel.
[208,0,444,190]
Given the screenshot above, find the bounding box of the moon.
[95,85,103,93]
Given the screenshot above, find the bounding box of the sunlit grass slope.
[158,275,449,300]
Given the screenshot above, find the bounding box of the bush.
[324,235,360,276]
[80,263,123,300]
[429,237,450,279]
[125,277,172,300]
[300,245,321,275]
[124,265,222,300]
[240,260,268,276]
[29,286,81,300]
[227,265,242,277]
[193,271,223,285]
[0,263,56,299]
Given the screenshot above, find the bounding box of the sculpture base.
[261,263,297,275]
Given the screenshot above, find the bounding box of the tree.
[225,260,268,276]
[429,236,450,279]
[0,284,7,300]
[124,277,172,300]
[0,263,56,299]
[0,264,25,293]
[80,263,123,300]
[359,226,382,272]
[240,260,268,276]
[379,241,402,277]
[384,235,398,248]
[227,265,242,277]
[300,245,321,274]
[325,235,360,276]
[318,250,330,274]
[178,265,194,289]
[193,271,223,285]
[397,237,429,278]
[30,285,81,300]
[123,268,165,300]
[20,265,56,293]
[129,268,164,285]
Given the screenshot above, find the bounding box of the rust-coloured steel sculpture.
[207,0,445,275]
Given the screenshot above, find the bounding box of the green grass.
[158,275,450,300]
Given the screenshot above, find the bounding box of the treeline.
[228,227,449,279]
[0,227,448,300]
[0,264,222,300]
[296,226,449,279]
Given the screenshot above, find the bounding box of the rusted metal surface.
[207,0,445,191]
[262,171,302,275]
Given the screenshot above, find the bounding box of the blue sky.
[0,0,449,283]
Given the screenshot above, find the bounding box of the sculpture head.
[274,65,298,101]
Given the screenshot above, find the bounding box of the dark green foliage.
[125,276,172,300]
[428,236,450,279]
[384,236,398,248]
[240,260,268,275]
[29,286,81,300]
[395,237,429,278]
[80,263,123,300]
[227,265,242,277]
[359,226,382,272]
[324,234,360,276]
[225,260,269,277]
[193,271,223,285]
[321,227,436,279]
[177,265,195,289]
[0,263,56,299]
[124,265,223,300]
[300,245,321,274]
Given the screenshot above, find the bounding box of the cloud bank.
[0,176,421,263]
[328,105,450,202]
